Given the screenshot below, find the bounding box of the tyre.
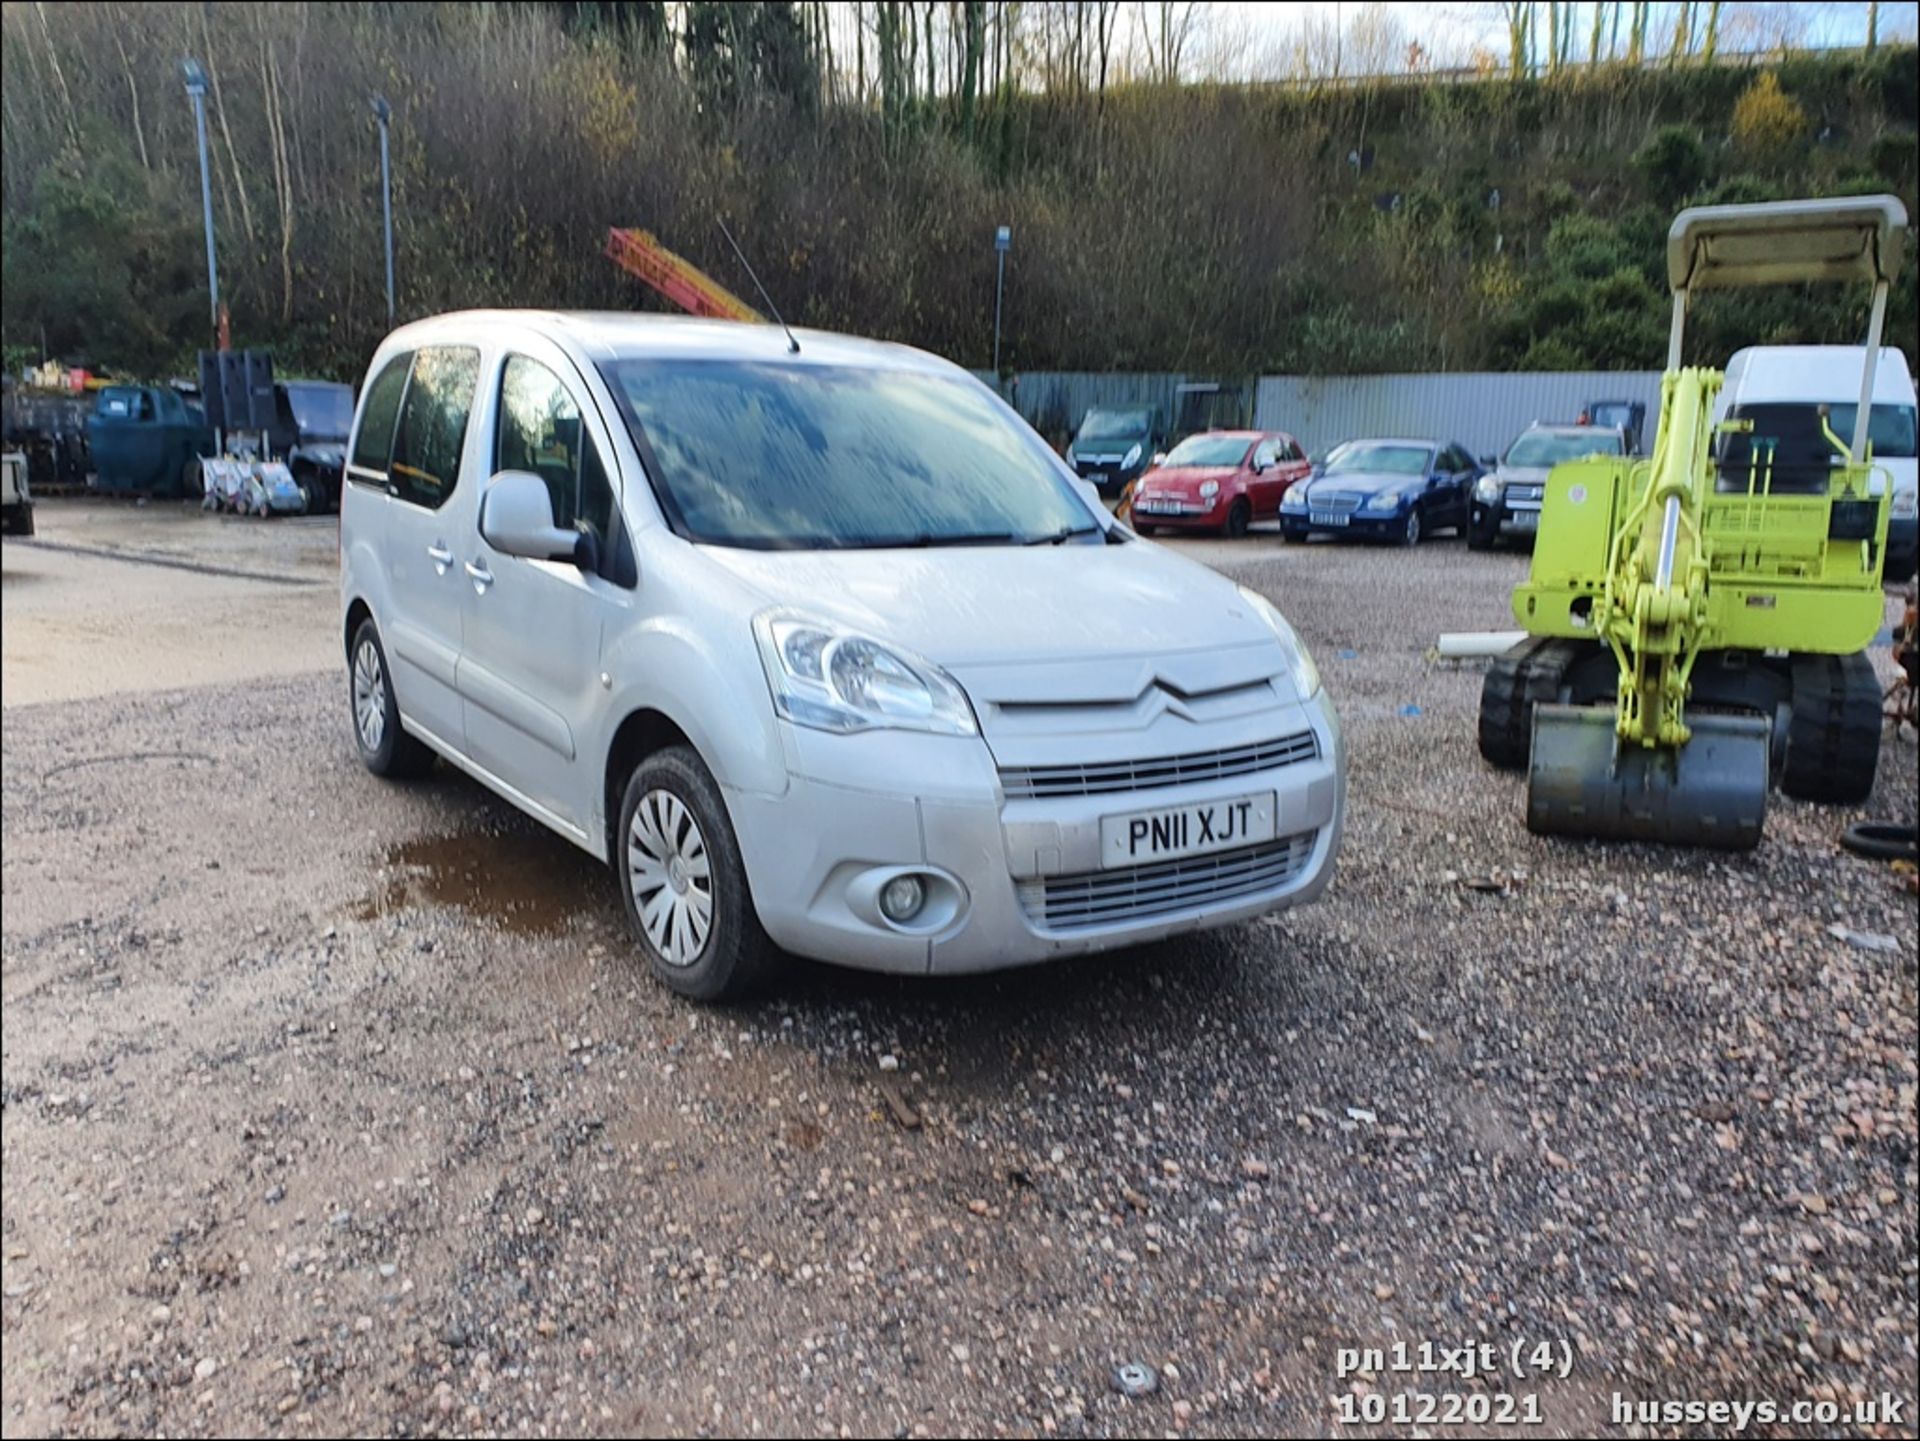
[1133,522,1157,537]
[180,455,204,502]
[1467,517,1497,551]
[296,468,324,516]
[1399,507,1423,547]
[1224,498,1252,539]
[1477,637,1588,770]
[617,745,780,1002]
[1780,651,1880,804]
[349,620,436,779]
[1279,525,1299,543]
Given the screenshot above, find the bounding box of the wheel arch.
[602,707,699,864]
[344,598,374,663]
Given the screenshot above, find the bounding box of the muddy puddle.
[352,828,606,936]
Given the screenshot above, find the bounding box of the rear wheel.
[617,746,780,1002]
[349,620,436,778]
[1780,652,1881,804]
[1224,498,1252,539]
[179,455,204,502]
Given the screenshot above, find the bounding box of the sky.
[1183,2,1920,81]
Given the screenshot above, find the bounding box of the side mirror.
[480,470,589,567]
[1072,477,1103,511]
[1480,455,1497,469]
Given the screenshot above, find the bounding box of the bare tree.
[1137,0,1202,83]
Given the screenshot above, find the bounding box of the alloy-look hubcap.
[353,640,386,751]
[627,789,713,967]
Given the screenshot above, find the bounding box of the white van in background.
[1712,345,1919,579]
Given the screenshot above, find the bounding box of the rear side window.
[390,346,480,510]
[350,353,412,475]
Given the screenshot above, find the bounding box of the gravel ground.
[2,515,1916,1438]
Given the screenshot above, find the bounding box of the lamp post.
[371,94,395,330]
[180,58,219,342]
[992,224,1011,381]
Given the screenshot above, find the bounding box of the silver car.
[340,312,1345,999]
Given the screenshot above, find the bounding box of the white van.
[339,312,1344,1000]
[1712,345,1918,578]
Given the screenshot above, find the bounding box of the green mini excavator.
[1479,195,1908,849]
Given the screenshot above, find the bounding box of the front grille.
[1018,832,1319,930]
[1505,484,1544,503]
[1313,492,1361,511]
[999,730,1318,799]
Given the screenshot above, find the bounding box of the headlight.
[1236,586,1321,699]
[1894,487,1918,519]
[1365,491,1405,512]
[1474,474,1501,502]
[1281,487,1308,510]
[753,612,978,737]
[1199,479,1220,499]
[1124,443,1142,467]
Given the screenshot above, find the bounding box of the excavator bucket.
[1526,705,1770,850]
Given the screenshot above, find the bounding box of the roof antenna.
[719,218,799,354]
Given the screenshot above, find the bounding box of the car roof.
[1338,436,1439,447]
[1526,423,1616,435]
[375,309,962,377]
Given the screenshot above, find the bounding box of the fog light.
[880,874,926,922]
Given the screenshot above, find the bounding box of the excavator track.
[1781,651,1882,803]
[1478,637,1588,770]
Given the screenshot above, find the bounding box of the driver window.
[1254,440,1279,468]
[496,355,615,546]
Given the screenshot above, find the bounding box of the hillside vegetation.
[2,3,1914,383]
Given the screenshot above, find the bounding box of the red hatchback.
[1127,430,1311,538]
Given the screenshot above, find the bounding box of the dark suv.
[1469,423,1628,550]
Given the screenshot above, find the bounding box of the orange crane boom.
[604,227,763,323]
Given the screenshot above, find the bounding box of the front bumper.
[1074,461,1146,495]
[1281,507,1406,540]
[726,702,1345,975]
[1132,494,1231,529]
[1468,497,1541,540]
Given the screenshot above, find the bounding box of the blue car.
[1280,437,1483,546]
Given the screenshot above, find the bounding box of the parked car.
[1129,430,1311,537]
[86,384,215,498]
[340,313,1345,1000]
[1469,422,1628,550]
[1710,345,1917,579]
[1280,438,1480,545]
[1067,407,1161,495]
[2,450,33,535]
[272,380,355,514]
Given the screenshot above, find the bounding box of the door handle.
[426,542,454,573]
[465,560,493,593]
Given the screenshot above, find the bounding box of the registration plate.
[1136,499,1181,515]
[1099,792,1277,868]
[1310,511,1350,527]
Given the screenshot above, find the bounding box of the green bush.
[1635,125,1712,204]
[1869,131,1918,186]
[1544,214,1628,280]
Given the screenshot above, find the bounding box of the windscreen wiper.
[847,531,1017,548]
[1023,524,1103,545]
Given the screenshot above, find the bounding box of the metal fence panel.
[972,371,1197,442]
[1254,371,1666,460]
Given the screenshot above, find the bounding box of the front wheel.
[1467,522,1496,551]
[1224,498,1252,539]
[1398,507,1423,547]
[618,746,780,1002]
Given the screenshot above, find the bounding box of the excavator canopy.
[1666,194,1907,293]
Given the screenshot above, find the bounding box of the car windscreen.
[284,383,353,442]
[1817,403,1918,459]
[598,360,1095,549]
[1505,431,1618,467]
[1077,409,1150,443]
[1161,435,1249,468]
[1324,442,1428,476]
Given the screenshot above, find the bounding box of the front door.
[459,348,636,833]
[379,346,483,751]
